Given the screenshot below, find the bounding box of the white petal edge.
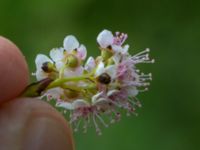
[63,35,79,51]
[35,69,48,81]
[107,90,119,97]
[35,54,53,69]
[64,66,83,77]
[56,102,74,110]
[127,86,139,97]
[95,61,105,77]
[112,45,123,53]
[113,53,121,64]
[97,29,114,48]
[85,56,96,72]
[105,65,117,80]
[93,97,108,105]
[72,99,89,109]
[45,87,64,99]
[122,44,129,54]
[92,91,104,103]
[50,48,64,62]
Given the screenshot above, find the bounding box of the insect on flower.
[24,29,154,135]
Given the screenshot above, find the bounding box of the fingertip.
[0,98,74,150]
[0,36,29,103]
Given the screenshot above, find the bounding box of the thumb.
[0,98,74,150]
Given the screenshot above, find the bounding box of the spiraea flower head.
[26,29,154,135]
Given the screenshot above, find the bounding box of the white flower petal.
[50,48,64,62]
[35,69,48,81]
[72,99,89,109]
[107,90,119,97]
[55,60,65,70]
[85,56,96,72]
[56,102,74,110]
[113,53,121,64]
[77,44,87,60]
[74,66,84,75]
[127,86,139,96]
[63,35,79,51]
[92,92,104,103]
[45,87,64,99]
[93,97,107,105]
[112,45,123,53]
[64,66,83,77]
[35,54,53,69]
[105,65,117,80]
[95,61,105,77]
[97,29,114,48]
[122,44,129,54]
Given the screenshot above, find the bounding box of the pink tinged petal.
[95,61,105,77]
[56,102,74,110]
[64,66,83,77]
[63,35,79,51]
[77,44,87,60]
[74,66,84,74]
[35,54,53,70]
[85,56,96,72]
[72,99,89,109]
[45,87,64,99]
[50,48,64,62]
[105,65,117,80]
[97,29,114,48]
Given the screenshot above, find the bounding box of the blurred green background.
[1,0,200,149]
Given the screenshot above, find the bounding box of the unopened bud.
[97,73,111,85]
[41,62,55,73]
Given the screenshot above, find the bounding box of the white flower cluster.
[34,29,154,135]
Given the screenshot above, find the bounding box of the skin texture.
[0,37,29,103]
[0,37,74,150]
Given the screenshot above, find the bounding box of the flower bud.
[41,62,55,73]
[97,73,111,85]
[66,54,79,68]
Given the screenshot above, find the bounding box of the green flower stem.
[59,65,66,78]
[61,84,83,92]
[46,75,92,89]
[61,83,97,94]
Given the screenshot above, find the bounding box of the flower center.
[97,73,111,84]
[101,49,113,61]
[66,54,79,68]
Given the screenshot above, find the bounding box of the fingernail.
[23,117,74,150]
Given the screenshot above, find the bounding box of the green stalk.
[46,75,91,89]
